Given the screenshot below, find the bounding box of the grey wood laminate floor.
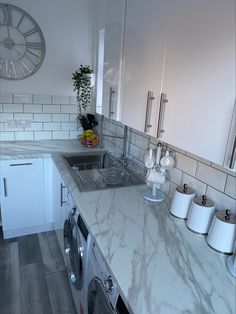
[0,228,77,314]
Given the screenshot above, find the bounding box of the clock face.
[0,3,45,80]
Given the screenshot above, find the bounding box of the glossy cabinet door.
[120,0,167,136]
[160,0,235,165]
[0,158,46,238]
[94,0,126,120]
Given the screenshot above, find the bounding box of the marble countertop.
[54,153,235,314]
[0,140,235,314]
[0,139,105,159]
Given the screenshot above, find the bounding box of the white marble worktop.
[0,140,235,314]
[0,139,105,159]
[53,153,235,314]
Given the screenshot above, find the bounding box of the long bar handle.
[144,91,155,133]
[10,163,33,167]
[60,183,66,207]
[157,93,168,138]
[229,136,236,169]
[3,178,7,197]
[109,87,115,118]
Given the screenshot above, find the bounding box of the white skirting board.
[3,223,54,239]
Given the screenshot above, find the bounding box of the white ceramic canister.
[186,195,215,236]
[206,210,236,255]
[170,184,196,219]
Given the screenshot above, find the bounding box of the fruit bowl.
[80,138,100,147]
[79,129,100,147]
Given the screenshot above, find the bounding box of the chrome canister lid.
[176,184,195,195]
[215,210,236,224]
[193,195,215,208]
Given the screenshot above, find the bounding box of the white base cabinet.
[0,158,53,239]
[52,161,68,232]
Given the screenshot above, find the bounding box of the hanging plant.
[72,64,93,114]
[72,65,97,131]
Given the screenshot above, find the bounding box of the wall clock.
[0,3,45,80]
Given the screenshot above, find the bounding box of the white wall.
[0,0,91,95]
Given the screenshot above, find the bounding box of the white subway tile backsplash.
[5,123,23,131]
[169,182,178,199]
[34,131,52,140]
[23,104,42,113]
[69,114,78,123]
[34,114,51,122]
[43,104,60,113]
[33,94,52,104]
[0,132,14,140]
[52,131,69,139]
[129,143,140,160]
[15,132,34,140]
[225,175,236,199]
[211,162,236,178]
[0,113,14,122]
[206,186,236,213]
[30,123,43,131]
[61,105,77,114]
[43,123,61,131]
[185,151,211,166]
[0,104,3,112]
[61,123,77,131]
[135,133,149,150]
[69,96,77,105]
[13,94,32,104]
[196,163,227,192]
[181,173,207,197]
[3,103,23,113]
[175,152,197,177]
[69,131,79,139]
[14,113,33,120]
[0,92,12,103]
[52,114,69,122]
[0,123,4,131]
[52,95,70,104]
[169,167,182,186]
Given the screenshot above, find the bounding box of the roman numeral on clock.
[23,28,37,38]
[0,5,12,26]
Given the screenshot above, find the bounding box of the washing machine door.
[63,213,84,290]
[87,277,114,314]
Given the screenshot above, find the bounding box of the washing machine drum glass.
[63,216,83,290]
[88,277,114,314]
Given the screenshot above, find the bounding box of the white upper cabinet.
[120,0,235,165]
[120,0,167,137]
[161,0,235,165]
[94,0,126,120]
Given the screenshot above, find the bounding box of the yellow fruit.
[85,129,93,135]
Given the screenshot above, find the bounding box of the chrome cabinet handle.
[229,136,236,169]
[109,86,115,118]
[10,162,33,167]
[144,91,155,133]
[157,92,168,138]
[3,178,7,197]
[60,183,66,207]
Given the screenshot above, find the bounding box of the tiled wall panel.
[0,92,92,140]
[97,115,236,213]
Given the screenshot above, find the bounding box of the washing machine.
[85,239,130,314]
[63,202,91,314]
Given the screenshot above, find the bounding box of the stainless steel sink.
[62,152,144,191]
